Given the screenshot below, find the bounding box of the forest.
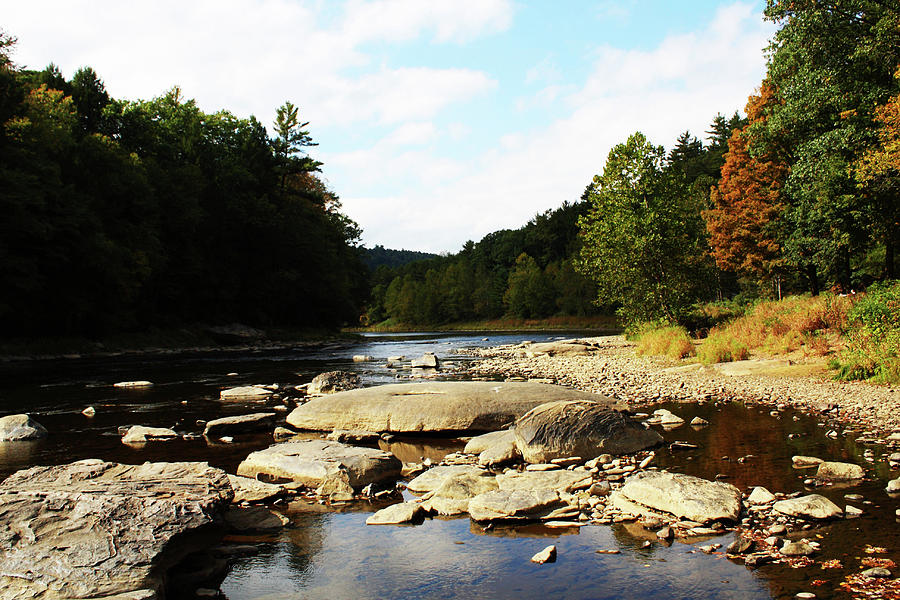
[368,0,900,329]
[0,31,367,338]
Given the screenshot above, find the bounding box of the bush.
[634,323,696,360]
[697,331,749,364]
[832,281,900,383]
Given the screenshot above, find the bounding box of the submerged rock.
[514,400,662,463]
[220,386,273,400]
[224,506,288,532]
[773,494,842,520]
[287,382,601,434]
[0,459,233,599]
[0,414,48,441]
[203,413,278,438]
[815,461,865,481]
[616,471,742,523]
[236,439,401,490]
[792,456,824,468]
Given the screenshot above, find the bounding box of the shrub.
[697,331,749,364]
[833,281,900,383]
[634,323,696,360]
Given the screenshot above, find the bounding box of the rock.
[287,382,601,434]
[308,370,361,395]
[411,353,439,368]
[0,459,232,599]
[747,486,776,505]
[224,506,288,532]
[887,477,900,493]
[860,567,892,578]
[464,430,516,454]
[273,426,298,440]
[315,470,355,501]
[227,474,283,504]
[496,470,592,494]
[616,471,742,523]
[690,416,709,427]
[422,470,499,516]
[514,400,662,463]
[468,489,563,521]
[203,413,277,438]
[781,540,815,556]
[366,501,426,525]
[407,465,487,494]
[845,505,864,518]
[219,386,273,400]
[326,429,381,444]
[236,439,401,489]
[525,341,594,357]
[352,355,374,362]
[121,425,177,444]
[82,406,96,417]
[816,461,865,481]
[653,409,685,425]
[531,545,557,564]
[113,380,153,388]
[727,536,754,554]
[792,456,824,468]
[478,436,521,467]
[525,463,560,471]
[0,414,48,441]
[745,553,776,567]
[773,494,843,519]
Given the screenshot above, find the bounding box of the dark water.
[1,332,898,600]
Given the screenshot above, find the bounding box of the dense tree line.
[362,245,438,271]
[0,31,367,337]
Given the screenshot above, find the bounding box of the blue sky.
[4,0,774,253]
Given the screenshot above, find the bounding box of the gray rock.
[514,400,662,463]
[0,414,48,441]
[410,353,439,368]
[220,386,273,400]
[773,494,842,520]
[468,489,563,521]
[308,370,361,395]
[496,470,592,494]
[203,413,277,438]
[531,545,557,564]
[366,501,426,525]
[464,429,516,454]
[287,382,600,434]
[121,425,177,444]
[617,471,742,523]
[227,474,283,504]
[224,506,288,532]
[0,459,232,599]
[816,461,865,481]
[236,439,401,489]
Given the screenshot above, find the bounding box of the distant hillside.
[363,245,439,270]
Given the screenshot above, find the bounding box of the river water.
[0,332,897,600]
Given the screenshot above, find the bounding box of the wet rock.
[315,471,355,501]
[219,386,273,400]
[653,409,685,425]
[792,456,824,468]
[727,536,754,554]
[773,494,843,520]
[288,382,599,434]
[886,477,900,493]
[113,380,153,388]
[121,425,177,444]
[366,501,426,525]
[747,486,776,505]
[468,489,563,521]
[422,469,499,515]
[203,413,277,438]
[236,439,401,489]
[464,429,516,454]
[223,506,288,532]
[308,371,361,395]
[690,417,709,427]
[860,567,892,578]
[326,429,381,444]
[496,470,592,494]
[616,471,742,523]
[531,545,557,564]
[815,461,865,481]
[273,426,298,441]
[781,540,815,556]
[514,400,662,464]
[0,459,232,599]
[845,505,864,518]
[745,553,776,568]
[0,414,48,441]
[82,406,96,417]
[227,474,283,504]
[411,353,439,368]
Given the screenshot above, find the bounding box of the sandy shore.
[463,336,900,439]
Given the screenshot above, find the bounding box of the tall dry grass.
[634,323,696,360]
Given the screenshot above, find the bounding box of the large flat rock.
[286,382,606,433]
[407,465,488,494]
[0,459,233,599]
[203,413,278,438]
[514,400,662,463]
[0,414,48,441]
[496,470,592,494]
[617,471,742,523]
[236,439,401,489]
[773,494,843,520]
[468,489,563,522]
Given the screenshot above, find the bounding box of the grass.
[633,323,696,360]
[347,314,622,333]
[830,281,900,383]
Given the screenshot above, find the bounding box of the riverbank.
[348,314,621,333]
[465,336,900,437]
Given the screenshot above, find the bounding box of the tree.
[576,132,711,324]
[70,67,109,134]
[272,101,321,192]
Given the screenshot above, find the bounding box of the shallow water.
[1,331,898,600]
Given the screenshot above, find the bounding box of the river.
[0,331,896,600]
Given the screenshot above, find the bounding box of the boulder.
[0,414,48,441]
[478,437,521,467]
[887,477,900,493]
[308,371,361,395]
[287,382,603,434]
[773,494,842,520]
[121,425,177,444]
[653,409,685,425]
[227,474,283,504]
[410,353,439,368]
[422,469,499,516]
[495,470,592,494]
[223,506,288,532]
[464,430,516,454]
[219,386,273,400]
[468,489,564,522]
[514,400,662,463]
[616,471,742,523]
[407,465,487,494]
[366,501,426,525]
[746,486,776,505]
[203,413,277,438]
[236,439,401,489]
[0,459,232,599]
[815,461,865,481]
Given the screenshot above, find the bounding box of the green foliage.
[833,281,900,382]
[577,132,715,325]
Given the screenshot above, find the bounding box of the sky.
[4,0,775,254]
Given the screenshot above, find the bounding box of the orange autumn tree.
[704,83,789,294]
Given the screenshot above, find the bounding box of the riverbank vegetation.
[0,31,367,339]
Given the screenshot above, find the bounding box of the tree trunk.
[840,247,852,292]
[806,264,820,296]
[886,235,895,281]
